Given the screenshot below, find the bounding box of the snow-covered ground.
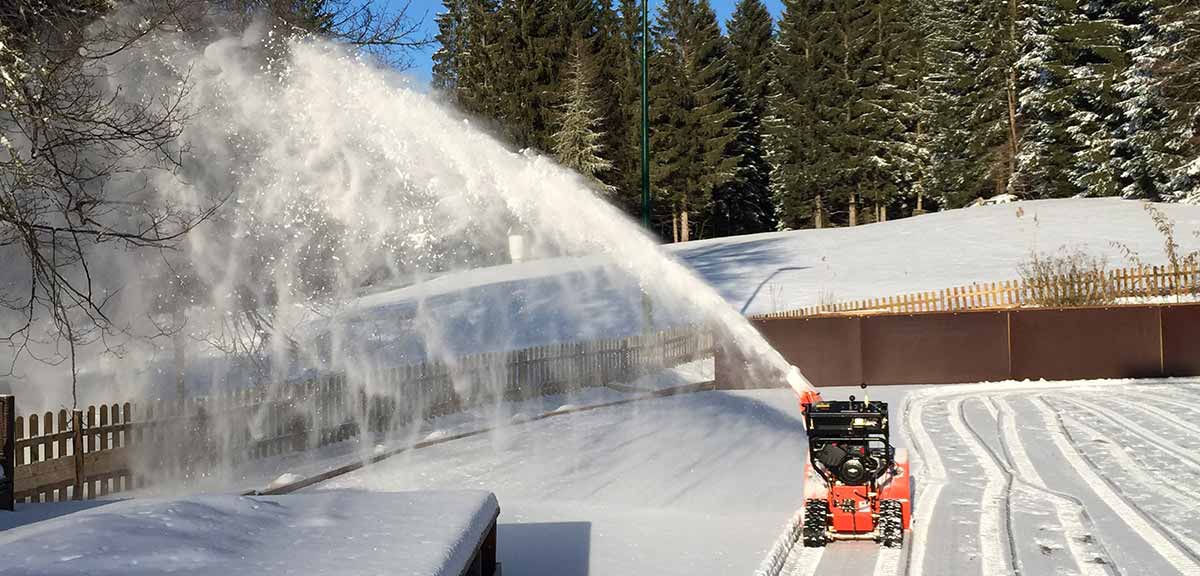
[781,378,1200,576]
[7,379,1198,575]
[316,388,812,576]
[0,490,499,576]
[303,379,1200,576]
[674,198,1200,315]
[7,199,1200,575]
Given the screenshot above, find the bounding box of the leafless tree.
[1,0,428,404]
[0,0,224,404]
[218,0,430,67]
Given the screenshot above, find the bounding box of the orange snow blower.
[798,387,911,547]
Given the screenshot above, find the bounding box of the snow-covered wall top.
[0,490,499,576]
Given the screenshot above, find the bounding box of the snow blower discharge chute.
[797,387,911,548]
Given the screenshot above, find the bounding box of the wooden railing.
[2,327,714,505]
[756,263,1200,319]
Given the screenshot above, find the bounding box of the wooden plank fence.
[1,395,12,511]
[1,327,713,506]
[756,263,1200,319]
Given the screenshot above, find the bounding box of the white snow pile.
[0,490,498,576]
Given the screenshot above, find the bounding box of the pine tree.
[1011,0,1080,198]
[594,0,641,212]
[1115,0,1177,200]
[812,0,881,223]
[650,0,741,241]
[553,38,615,190]
[432,0,467,94]
[871,0,927,219]
[455,0,504,121]
[922,0,1018,207]
[770,0,825,228]
[1014,0,1137,198]
[719,0,776,235]
[1158,0,1200,199]
[492,0,600,153]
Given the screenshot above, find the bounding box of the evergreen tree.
[923,0,1018,206]
[553,38,615,190]
[1115,0,1177,200]
[456,0,505,121]
[770,0,825,228]
[812,0,880,223]
[1014,0,1137,198]
[871,0,928,219]
[614,0,652,218]
[1158,0,1200,198]
[719,0,776,235]
[650,0,741,241]
[593,0,639,210]
[493,0,599,152]
[1011,0,1080,198]
[432,0,467,94]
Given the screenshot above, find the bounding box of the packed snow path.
[308,379,1200,576]
[772,380,1200,576]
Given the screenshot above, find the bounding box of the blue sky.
[388,0,786,84]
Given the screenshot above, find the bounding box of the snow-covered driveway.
[319,380,1200,576]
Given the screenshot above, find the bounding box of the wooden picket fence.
[3,327,714,505]
[756,263,1200,319]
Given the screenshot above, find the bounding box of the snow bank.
[0,490,498,576]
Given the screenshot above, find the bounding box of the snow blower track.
[896,381,1200,576]
[767,380,1200,576]
[280,380,1200,576]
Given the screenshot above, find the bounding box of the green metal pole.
[640,0,650,229]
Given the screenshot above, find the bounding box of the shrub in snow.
[1018,248,1117,307]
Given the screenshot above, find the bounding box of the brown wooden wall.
[718,302,1200,388]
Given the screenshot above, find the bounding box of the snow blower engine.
[798,387,911,548]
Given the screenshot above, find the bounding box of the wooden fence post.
[72,410,84,500]
[1,395,13,511]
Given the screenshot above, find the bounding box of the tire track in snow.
[947,396,1012,576]
[872,545,904,576]
[1107,390,1200,437]
[994,397,1112,576]
[903,391,947,576]
[1035,397,1200,576]
[755,505,825,576]
[1061,397,1200,476]
[1058,410,1200,543]
[781,545,824,576]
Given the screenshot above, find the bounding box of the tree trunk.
[672,210,679,243]
[849,193,858,226]
[1005,0,1019,188]
[814,195,825,229]
[680,209,690,242]
[1006,70,1019,186]
[173,307,187,403]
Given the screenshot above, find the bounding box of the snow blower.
[798,387,911,548]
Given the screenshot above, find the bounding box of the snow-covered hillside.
[674,198,1200,315]
[336,198,1200,339]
